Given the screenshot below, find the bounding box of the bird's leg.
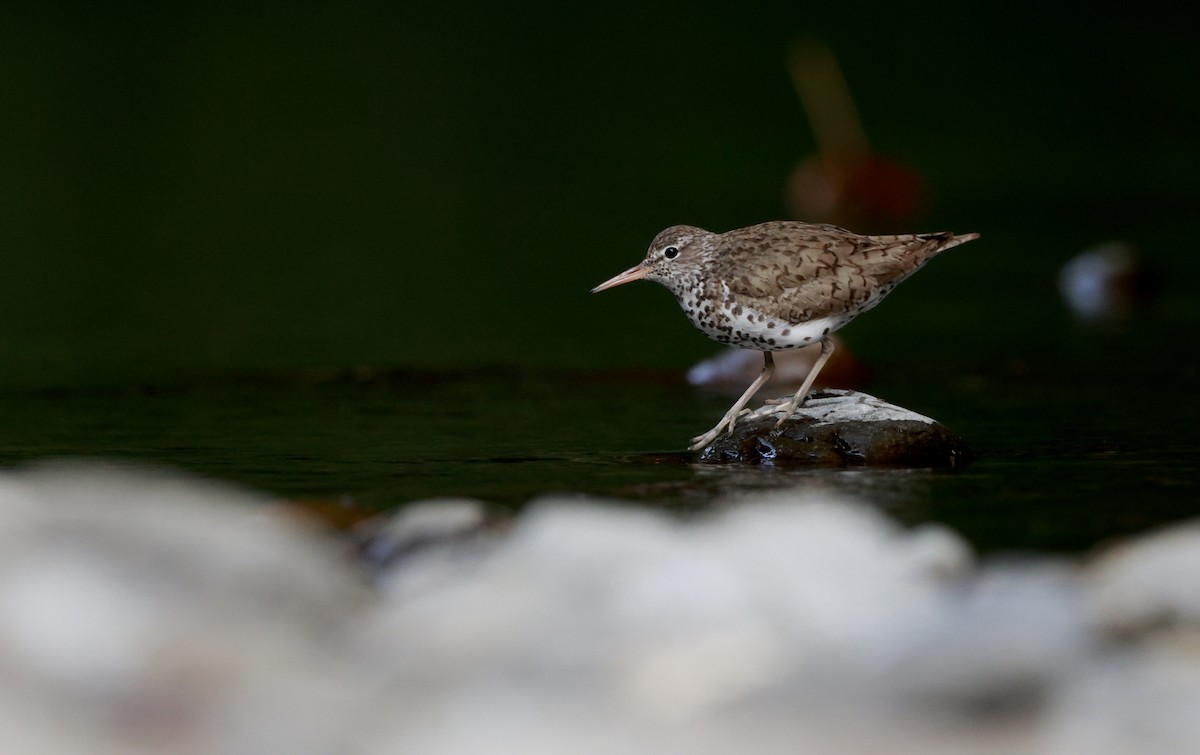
[771,336,834,427]
[689,351,775,451]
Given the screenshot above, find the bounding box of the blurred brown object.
[686,337,868,398]
[784,38,927,232]
[275,495,379,531]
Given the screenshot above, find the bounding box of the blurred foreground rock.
[700,389,971,467]
[3,460,1200,754]
[0,461,373,755]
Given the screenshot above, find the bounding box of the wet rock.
[699,389,972,467]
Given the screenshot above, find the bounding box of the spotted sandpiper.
[592,221,979,450]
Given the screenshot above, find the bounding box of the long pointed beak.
[591,263,649,293]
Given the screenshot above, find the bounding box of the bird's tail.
[931,231,980,252]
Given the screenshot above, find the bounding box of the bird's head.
[590,225,708,295]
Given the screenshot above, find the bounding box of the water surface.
[4,321,1196,555]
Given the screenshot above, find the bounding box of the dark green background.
[3,4,1196,389]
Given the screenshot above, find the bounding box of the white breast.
[716,306,853,351]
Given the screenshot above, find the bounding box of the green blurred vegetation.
[1,4,1197,388]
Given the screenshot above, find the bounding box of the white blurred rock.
[357,497,493,600]
[1038,633,1200,755]
[1086,521,1200,635]
[883,559,1091,708]
[359,491,976,742]
[0,460,374,755]
[1058,241,1159,322]
[359,498,1200,754]
[4,459,1200,754]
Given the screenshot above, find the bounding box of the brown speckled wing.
[714,222,955,322]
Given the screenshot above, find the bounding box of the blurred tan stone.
[686,338,867,397]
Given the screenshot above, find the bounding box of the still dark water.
[2,5,1196,571]
[3,319,1196,555]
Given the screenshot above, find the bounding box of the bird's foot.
[689,428,722,452]
[767,393,809,428]
[689,408,751,451]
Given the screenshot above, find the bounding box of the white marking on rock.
[743,388,937,426]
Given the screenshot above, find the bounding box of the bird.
[591,221,979,451]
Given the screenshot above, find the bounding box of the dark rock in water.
[698,389,972,467]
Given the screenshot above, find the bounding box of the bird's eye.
[664,246,679,260]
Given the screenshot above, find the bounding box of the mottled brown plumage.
[592,220,979,450]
